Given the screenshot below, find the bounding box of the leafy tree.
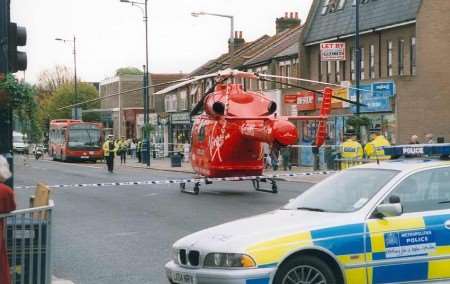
[36,65,73,98]
[42,82,101,122]
[0,74,42,142]
[115,67,144,76]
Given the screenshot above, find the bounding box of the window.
[179,90,187,110]
[256,66,269,90]
[383,167,450,213]
[360,47,365,80]
[398,39,405,76]
[335,61,341,82]
[387,40,393,77]
[411,37,416,76]
[351,48,355,80]
[284,169,399,213]
[337,0,346,9]
[164,94,177,112]
[321,0,330,15]
[326,61,332,82]
[279,61,291,88]
[369,44,375,79]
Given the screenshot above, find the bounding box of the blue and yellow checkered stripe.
[246,214,450,284]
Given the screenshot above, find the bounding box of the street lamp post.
[191,11,234,57]
[55,36,79,120]
[120,0,151,166]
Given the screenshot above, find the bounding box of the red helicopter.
[156,69,360,194]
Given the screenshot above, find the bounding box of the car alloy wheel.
[282,264,326,284]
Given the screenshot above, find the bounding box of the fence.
[1,200,54,284]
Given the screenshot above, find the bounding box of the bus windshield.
[68,125,101,149]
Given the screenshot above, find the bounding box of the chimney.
[276,12,301,34]
[228,30,246,53]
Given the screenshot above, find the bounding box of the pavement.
[14,156,316,284]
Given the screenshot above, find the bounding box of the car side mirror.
[374,203,403,218]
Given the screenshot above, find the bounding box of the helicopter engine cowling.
[240,119,298,146]
[205,99,225,116]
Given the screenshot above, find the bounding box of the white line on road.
[52,276,75,284]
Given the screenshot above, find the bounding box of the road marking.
[52,276,75,284]
[14,171,335,190]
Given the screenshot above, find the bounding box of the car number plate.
[81,156,89,159]
[172,272,194,284]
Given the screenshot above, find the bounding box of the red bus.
[49,119,104,162]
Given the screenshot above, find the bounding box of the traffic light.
[8,22,27,72]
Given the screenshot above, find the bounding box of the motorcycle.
[34,146,43,160]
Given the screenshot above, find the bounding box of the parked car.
[166,144,450,284]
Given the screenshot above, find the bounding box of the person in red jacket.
[0,155,16,284]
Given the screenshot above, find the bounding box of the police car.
[165,144,450,284]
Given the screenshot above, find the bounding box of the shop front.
[169,112,192,155]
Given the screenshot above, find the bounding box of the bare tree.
[36,65,74,96]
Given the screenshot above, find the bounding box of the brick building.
[98,73,185,139]
[299,0,450,144]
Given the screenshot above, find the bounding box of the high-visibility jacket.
[116,140,128,152]
[103,140,118,157]
[364,135,391,160]
[341,139,363,159]
[340,139,363,169]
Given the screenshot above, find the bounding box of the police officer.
[103,135,118,173]
[340,134,363,169]
[116,136,128,164]
[280,147,292,171]
[136,139,143,163]
[364,132,391,160]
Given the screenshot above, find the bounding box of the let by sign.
[320,42,346,61]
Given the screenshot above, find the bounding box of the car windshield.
[13,136,24,143]
[68,126,101,149]
[283,169,399,213]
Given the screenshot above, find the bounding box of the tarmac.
[123,157,333,184]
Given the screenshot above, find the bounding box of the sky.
[11,0,313,83]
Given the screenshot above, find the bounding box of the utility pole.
[120,0,151,166]
[355,0,361,116]
[73,35,79,120]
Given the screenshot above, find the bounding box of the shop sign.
[320,42,346,61]
[350,81,395,113]
[284,94,298,104]
[297,92,316,111]
[331,87,349,108]
[171,112,191,125]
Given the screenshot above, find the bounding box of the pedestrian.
[130,139,137,159]
[409,134,420,144]
[364,132,391,160]
[270,147,279,171]
[117,136,128,164]
[0,155,16,284]
[103,135,118,173]
[425,133,434,144]
[280,147,292,171]
[340,134,363,169]
[137,139,142,163]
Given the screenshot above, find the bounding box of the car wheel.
[273,255,337,284]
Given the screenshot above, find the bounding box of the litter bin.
[141,139,149,164]
[171,153,182,167]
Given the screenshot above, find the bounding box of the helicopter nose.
[272,120,298,146]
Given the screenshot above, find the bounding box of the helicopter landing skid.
[251,177,278,194]
[180,180,212,195]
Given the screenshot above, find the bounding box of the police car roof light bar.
[383,144,450,159]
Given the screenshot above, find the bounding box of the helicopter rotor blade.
[258,73,374,94]
[155,69,258,95]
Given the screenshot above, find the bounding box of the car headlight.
[204,253,256,268]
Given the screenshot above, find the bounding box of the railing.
[1,200,54,284]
